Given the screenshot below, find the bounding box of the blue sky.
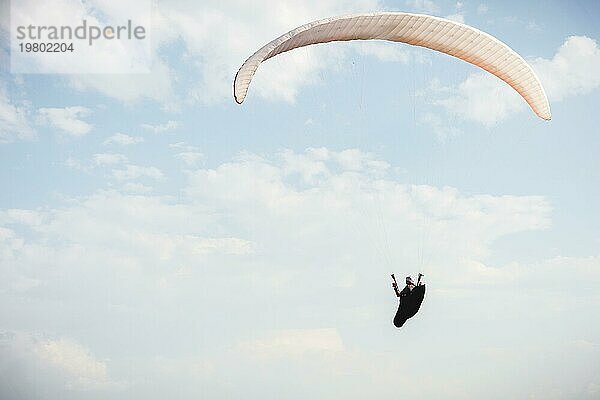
[1,0,599,399]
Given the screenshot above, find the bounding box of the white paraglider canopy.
[233,12,551,120]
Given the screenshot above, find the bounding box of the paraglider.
[391,273,426,328]
[232,12,552,329]
[233,12,551,120]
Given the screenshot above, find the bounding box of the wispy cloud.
[176,152,204,167]
[429,36,600,125]
[122,182,154,194]
[535,36,600,101]
[238,328,344,360]
[104,132,144,146]
[0,333,112,392]
[141,120,180,134]
[93,153,128,166]
[68,63,174,105]
[170,142,204,167]
[112,164,164,181]
[64,156,89,172]
[38,106,93,137]
[0,148,578,399]
[419,112,462,141]
[32,337,110,390]
[0,86,36,143]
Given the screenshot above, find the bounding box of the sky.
[0,0,599,399]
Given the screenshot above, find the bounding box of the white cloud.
[0,86,36,143]
[141,120,180,134]
[0,189,254,298]
[0,332,111,392]
[157,0,381,104]
[419,112,462,140]
[64,156,88,171]
[68,63,174,105]
[184,149,550,275]
[535,36,600,101]
[122,182,153,194]
[279,147,389,185]
[38,106,93,137]
[170,143,204,167]
[32,337,109,390]
[238,328,344,360]
[176,152,204,167]
[6,148,596,400]
[432,35,600,125]
[66,153,129,171]
[2,148,552,294]
[64,35,171,104]
[472,255,600,290]
[169,142,195,151]
[589,382,600,397]
[436,72,521,125]
[332,148,390,172]
[93,153,128,165]
[0,226,16,241]
[0,208,44,227]
[112,164,164,181]
[103,132,144,146]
